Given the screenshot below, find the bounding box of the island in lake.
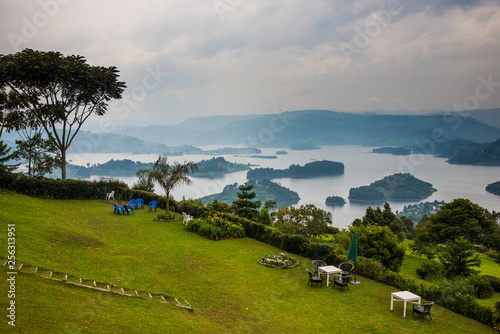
[193,157,251,178]
[197,179,300,208]
[486,181,500,196]
[349,173,436,202]
[325,196,346,205]
[247,160,344,180]
[372,147,411,155]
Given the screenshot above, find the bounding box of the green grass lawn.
[0,193,494,333]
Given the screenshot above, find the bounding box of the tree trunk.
[61,149,67,180]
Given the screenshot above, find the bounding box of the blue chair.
[136,198,144,209]
[129,199,138,210]
[149,200,158,212]
[123,205,134,215]
[113,203,124,215]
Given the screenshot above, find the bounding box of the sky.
[1,0,500,127]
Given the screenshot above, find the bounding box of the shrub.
[186,214,245,241]
[415,261,443,281]
[495,300,500,312]
[178,199,209,218]
[356,257,386,282]
[326,226,339,234]
[483,275,500,292]
[467,275,494,299]
[257,208,272,226]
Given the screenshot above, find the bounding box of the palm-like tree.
[136,155,198,213]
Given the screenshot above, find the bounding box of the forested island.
[247,160,344,180]
[192,157,251,178]
[372,147,411,155]
[66,159,150,178]
[197,179,300,207]
[63,157,251,179]
[486,181,500,196]
[325,196,346,205]
[248,155,277,159]
[349,173,436,202]
[396,200,446,222]
[276,150,288,155]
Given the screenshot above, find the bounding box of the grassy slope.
[0,193,492,333]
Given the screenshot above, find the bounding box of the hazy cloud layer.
[1,0,499,126]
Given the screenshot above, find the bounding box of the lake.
[67,145,500,229]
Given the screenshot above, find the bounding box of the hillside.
[447,138,500,166]
[0,193,489,333]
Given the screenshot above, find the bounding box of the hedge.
[0,172,174,209]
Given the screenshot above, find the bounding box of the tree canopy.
[0,49,126,179]
[414,198,497,246]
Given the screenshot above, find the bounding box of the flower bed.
[258,253,300,269]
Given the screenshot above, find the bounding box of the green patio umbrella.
[347,232,360,284]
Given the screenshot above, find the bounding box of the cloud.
[0,0,499,124]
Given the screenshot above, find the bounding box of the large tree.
[136,155,198,213]
[414,198,497,246]
[0,49,126,179]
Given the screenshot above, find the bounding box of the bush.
[325,226,339,234]
[495,300,500,312]
[257,208,272,226]
[178,199,209,218]
[468,275,494,299]
[483,275,500,292]
[186,214,245,241]
[415,261,443,281]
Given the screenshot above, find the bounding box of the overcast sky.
[1,0,500,126]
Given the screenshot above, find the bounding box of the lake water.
[67,145,500,229]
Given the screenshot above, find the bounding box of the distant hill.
[447,138,500,166]
[107,109,500,147]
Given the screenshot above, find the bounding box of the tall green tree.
[353,202,406,241]
[413,199,497,247]
[231,183,261,220]
[0,49,126,180]
[136,155,198,213]
[350,224,405,272]
[439,237,481,278]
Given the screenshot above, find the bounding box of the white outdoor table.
[318,266,342,287]
[391,291,421,317]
